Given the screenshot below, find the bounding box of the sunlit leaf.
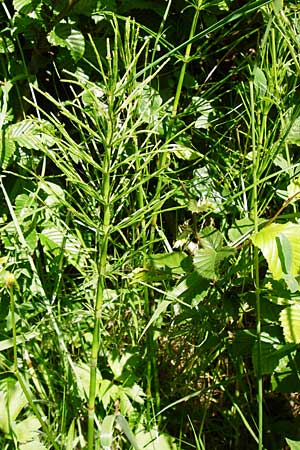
[0,378,28,434]
[280,303,300,343]
[254,66,267,98]
[285,438,300,450]
[48,24,85,62]
[13,416,41,443]
[251,222,300,282]
[19,441,47,450]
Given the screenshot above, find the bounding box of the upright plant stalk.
[87,41,115,450]
[250,79,263,450]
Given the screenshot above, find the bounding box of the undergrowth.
[0,1,300,449]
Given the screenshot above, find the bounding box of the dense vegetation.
[1,0,300,449]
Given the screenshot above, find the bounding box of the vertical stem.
[87,102,113,450]
[250,80,263,450]
[87,160,111,449]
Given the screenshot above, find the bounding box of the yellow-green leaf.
[280,304,300,343]
[251,222,300,280]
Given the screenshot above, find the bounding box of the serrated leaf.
[40,226,81,256]
[0,128,16,169]
[13,0,33,12]
[48,24,85,62]
[194,229,234,280]
[280,303,300,343]
[0,37,14,53]
[251,222,300,281]
[9,119,55,149]
[13,416,41,443]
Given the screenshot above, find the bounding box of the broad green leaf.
[169,271,209,301]
[13,416,41,443]
[171,143,199,161]
[286,438,300,450]
[0,37,14,53]
[40,225,81,256]
[0,378,28,434]
[251,222,300,281]
[148,252,191,275]
[98,379,118,410]
[287,178,300,200]
[194,228,234,280]
[13,0,34,12]
[100,415,115,450]
[48,24,85,62]
[73,361,101,400]
[66,419,75,450]
[252,341,289,375]
[19,441,47,450]
[10,119,55,149]
[135,428,177,450]
[280,303,300,343]
[0,331,38,352]
[194,100,213,129]
[285,111,300,146]
[272,0,283,14]
[254,66,267,98]
[139,299,171,340]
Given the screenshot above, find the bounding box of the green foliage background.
[1,0,300,449]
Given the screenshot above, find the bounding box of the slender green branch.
[250,79,263,450]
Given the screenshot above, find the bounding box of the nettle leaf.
[280,303,300,343]
[48,23,85,62]
[251,222,300,284]
[193,229,234,280]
